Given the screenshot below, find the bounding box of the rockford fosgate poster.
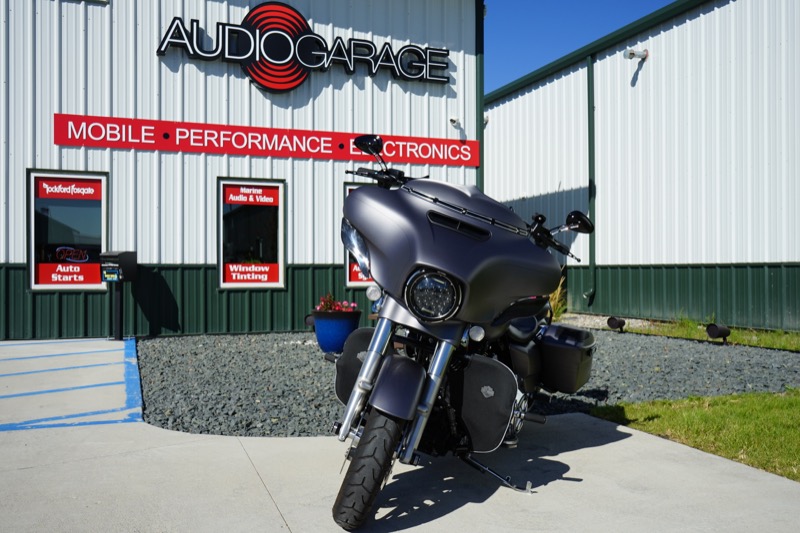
[30,172,106,290]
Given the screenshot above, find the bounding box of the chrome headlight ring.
[404,269,462,322]
[341,218,371,278]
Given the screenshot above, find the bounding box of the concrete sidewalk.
[1,339,799,532]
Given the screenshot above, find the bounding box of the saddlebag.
[539,325,596,394]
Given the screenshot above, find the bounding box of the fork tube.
[336,317,395,441]
[399,339,457,464]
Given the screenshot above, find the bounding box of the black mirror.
[566,211,594,234]
[354,135,383,156]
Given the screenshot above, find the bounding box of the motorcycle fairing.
[343,180,561,326]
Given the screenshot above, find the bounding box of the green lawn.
[627,317,800,352]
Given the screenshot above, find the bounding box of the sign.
[157,2,450,93]
[54,113,480,167]
[219,180,285,289]
[345,184,375,288]
[29,172,106,291]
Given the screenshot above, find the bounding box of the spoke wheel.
[332,410,403,530]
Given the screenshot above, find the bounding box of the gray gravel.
[136,327,800,437]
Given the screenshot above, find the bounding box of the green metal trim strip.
[0,264,371,340]
[485,0,710,104]
[586,54,597,306]
[475,0,485,191]
[566,264,800,331]
[4,260,798,338]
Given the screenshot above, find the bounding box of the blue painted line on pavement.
[0,338,109,348]
[0,348,124,363]
[0,380,125,400]
[0,361,124,378]
[0,338,144,431]
[123,338,143,422]
[0,406,141,431]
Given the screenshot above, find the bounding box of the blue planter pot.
[312,311,362,353]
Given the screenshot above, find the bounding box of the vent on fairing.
[427,211,491,241]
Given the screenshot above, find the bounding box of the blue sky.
[484,0,676,93]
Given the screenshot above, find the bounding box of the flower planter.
[312,310,362,353]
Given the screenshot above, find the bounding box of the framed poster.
[344,183,375,288]
[29,170,107,291]
[219,179,285,289]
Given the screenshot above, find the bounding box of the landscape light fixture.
[624,49,648,60]
[607,316,626,333]
[706,323,731,345]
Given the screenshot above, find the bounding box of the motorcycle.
[330,135,596,530]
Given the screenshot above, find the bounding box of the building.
[484,0,799,331]
[0,0,484,340]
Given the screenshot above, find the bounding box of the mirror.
[354,135,383,156]
[566,211,594,234]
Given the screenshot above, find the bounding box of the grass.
[626,316,800,353]
[591,389,800,482]
[549,275,567,322]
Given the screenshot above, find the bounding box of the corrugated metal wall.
[594,0,799,265]
[483,64,591,264]
[484,0,800,330]
[2,0,478,266]
[0,0,480,339]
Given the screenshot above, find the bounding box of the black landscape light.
[706,323,731,345]
[607,316,626,333]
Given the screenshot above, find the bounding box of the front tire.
[332,409,404,530]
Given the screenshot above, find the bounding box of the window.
[29,171,107,290]
[219,179,285,289]
[345,183,375,288]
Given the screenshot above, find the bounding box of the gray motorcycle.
[331,135,596,530]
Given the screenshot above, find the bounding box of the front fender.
[369,354,426,421]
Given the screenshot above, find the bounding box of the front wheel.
[332,409,404,530]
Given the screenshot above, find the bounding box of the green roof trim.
[485,0,710,104]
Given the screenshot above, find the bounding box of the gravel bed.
[136,326,800,437]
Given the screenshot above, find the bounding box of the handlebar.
[530,218,581,262]
[346,167,427,188]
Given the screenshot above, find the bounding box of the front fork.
[335,316,459,466]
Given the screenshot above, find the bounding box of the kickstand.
[460,453,534,494]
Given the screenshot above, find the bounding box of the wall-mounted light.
[706,323,731,345]
[607,316,626,333]
[624,49,648,60]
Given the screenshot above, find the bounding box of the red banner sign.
[223,184,280,206]
[224,263,280,284]
[348,261,373,284]
[36,176,103,201]
[37,263,101,285]
[54,113,480,167]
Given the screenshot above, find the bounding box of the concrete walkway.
[1,339,799,532]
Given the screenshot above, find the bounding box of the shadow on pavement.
[363,414,630,531]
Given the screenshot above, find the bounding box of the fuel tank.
[344,179,561,326]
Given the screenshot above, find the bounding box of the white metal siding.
[484,0,798,267]
[594,0,799,265]
[1,0,478,265]
[484,64,591,265]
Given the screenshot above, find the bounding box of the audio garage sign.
[157,1,450,93]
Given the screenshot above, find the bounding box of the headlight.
[341,218,370,278]
[404,270,461,322]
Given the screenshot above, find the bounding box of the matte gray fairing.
[343,179,561,327]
